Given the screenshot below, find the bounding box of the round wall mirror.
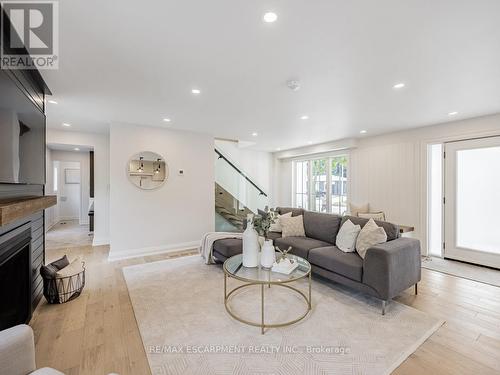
[127,151,168,190]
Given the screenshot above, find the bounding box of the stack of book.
[271,259,299,275]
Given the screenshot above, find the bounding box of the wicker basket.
[42,262,86,304]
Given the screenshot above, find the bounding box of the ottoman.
[213,238,243,262]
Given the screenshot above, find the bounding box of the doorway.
[428,136,500,268]
[45,145,94,251]
[443,136,500,268]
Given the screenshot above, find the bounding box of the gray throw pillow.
[51,255,70,270]
[40,264,59,279]
[40,255,70,280]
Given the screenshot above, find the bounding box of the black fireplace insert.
[0,222,32,330]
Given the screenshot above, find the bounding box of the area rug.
[123,256,443,375]
[422,256,500,287]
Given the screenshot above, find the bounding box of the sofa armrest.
[0,324,36,375]
[362,238,421,300]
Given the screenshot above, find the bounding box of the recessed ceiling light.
[263,12,278,23]
[191,89,201,95]
[448,111,458,116]
[393,83,405,89]
[48,100,58,104]
[300,115,309,120]
[308,141,313,145]
[252,132,258,137]
[74,148,80,151]
[62,123,71,127]
[163,118,171,122]
[360,130,367,134]
[276,148,281,151]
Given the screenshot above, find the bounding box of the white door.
[444,136,500,268]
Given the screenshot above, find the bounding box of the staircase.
[214,149,269,232]
[215,183,253,230]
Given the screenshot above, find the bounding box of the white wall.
[108,123,214,260]
[46,129,110,245]
[56,161,81,220]
[50,150,90,225]
[274,113,500,255]
[45,147,57,230]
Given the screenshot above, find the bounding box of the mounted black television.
[0,70,45,184]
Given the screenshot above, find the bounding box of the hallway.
[45,220,93,252]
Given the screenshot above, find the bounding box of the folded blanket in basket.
[55,257,84,303]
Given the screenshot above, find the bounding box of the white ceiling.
[42,0,500,151]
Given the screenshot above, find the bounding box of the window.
[294,161,308,209]
[53,166,58,192]
[293,155,349,214]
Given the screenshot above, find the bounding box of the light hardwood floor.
[31,245,500,375]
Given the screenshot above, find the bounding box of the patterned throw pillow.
[280,215,306,238]
[269,211,292,233]
[358,212,386,221]
[336,219,361,252]
[355,218,387,259]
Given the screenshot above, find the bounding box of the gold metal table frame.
[223,255,312,334]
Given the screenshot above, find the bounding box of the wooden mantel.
[0,196,57,227]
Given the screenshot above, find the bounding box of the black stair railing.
[214,148,268,197]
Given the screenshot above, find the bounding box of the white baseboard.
[107,240,200,262]
[58,216,79,221]
[92,236,110,247]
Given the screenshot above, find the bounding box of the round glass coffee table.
[223,254,312,334]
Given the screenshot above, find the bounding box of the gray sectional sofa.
[213,207,421,314]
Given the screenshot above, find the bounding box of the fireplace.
[0,222,32,331]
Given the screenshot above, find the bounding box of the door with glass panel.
[444,137,500,268]
[331,156,348,215]
[294,161,309,210]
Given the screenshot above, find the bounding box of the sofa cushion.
[213,238,242,259]
[276,207,304,217]
[303,211,342,244]
[274,237,331,259]
[267,232,282,241]
[308,246,364,282]
[342,215,400,241]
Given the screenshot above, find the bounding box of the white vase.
[242,214,259,267]
[260,239,275,269]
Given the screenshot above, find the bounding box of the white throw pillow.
[269,211,292,233]
[280,215,306,238]
[355,219,387,259]
[349,202,369,217]
[358,212,386,221]
[336,219,361,252]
